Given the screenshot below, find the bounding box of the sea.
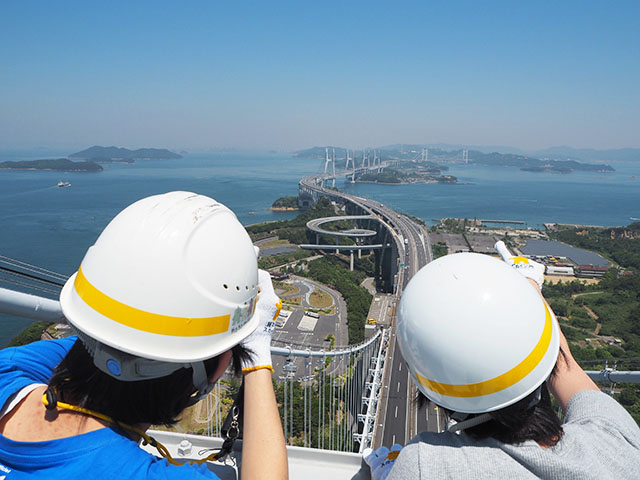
[1,149,640,347]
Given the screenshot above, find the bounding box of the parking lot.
[271,275,348,379]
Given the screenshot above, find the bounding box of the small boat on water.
[57,181,71,188]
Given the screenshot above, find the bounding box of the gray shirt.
[389,390,640,479]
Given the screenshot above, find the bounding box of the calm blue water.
[1,150,639,346]
[342,162,640,228]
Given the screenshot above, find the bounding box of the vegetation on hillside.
[541,225,640,424]
[433,241,448,258]
[295,255,372,344]
[7,321,52,347]
[258,249,314,269]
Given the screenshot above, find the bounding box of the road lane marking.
[395,406,398,418]
[397,382,400,392]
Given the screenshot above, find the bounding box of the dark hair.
[416,347,569,446]
[48,338,251,426]
[461,383,562,445]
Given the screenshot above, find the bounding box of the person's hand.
[240,269,282,373]
[494,241,545,288]
[363,444,403,480]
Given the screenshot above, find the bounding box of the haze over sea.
[1,150,640,346]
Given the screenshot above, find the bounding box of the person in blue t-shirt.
[0,192,288,479]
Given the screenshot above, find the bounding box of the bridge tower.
[351,154,356,183]
[331,148,336,188]
[463,148,469,164]
[323,147,331,174]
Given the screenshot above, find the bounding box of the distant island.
[357,168,457,185]
[70,146,182,162]
[470,151,615,173]
[0,158,103,172]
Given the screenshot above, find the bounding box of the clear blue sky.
[1,1,638,151]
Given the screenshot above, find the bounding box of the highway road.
[298,174,444,447]
[368,202,440,443]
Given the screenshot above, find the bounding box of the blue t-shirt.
[0,337,218,479]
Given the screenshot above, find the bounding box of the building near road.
[576,265,610,278]
[546,265,575,276]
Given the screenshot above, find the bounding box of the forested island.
[271,196,299,210]
[70,145,182,162]
[357,168,457,185]
[471,152,615,173]
[0,158,103,172]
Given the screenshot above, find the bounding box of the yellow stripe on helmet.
[416,303,553,398]
[74,267,231,337]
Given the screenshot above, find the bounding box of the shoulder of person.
[564,389,640,439]
[410,430,488,448]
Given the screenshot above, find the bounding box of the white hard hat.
[60,191,259,367]
[397,253,559,414]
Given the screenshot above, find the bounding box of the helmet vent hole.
[223,284,228,289]
[236,286,240,291]
[245,285,248,290]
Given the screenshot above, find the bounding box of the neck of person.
[0,385,149,443]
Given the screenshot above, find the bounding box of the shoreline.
[270,206,299,211]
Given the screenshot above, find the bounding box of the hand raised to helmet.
[494,241,545,288]
[240,269,282,373]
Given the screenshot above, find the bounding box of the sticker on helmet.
[230,305,250,333]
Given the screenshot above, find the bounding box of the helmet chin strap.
[448,413,492,433]
[187,360,215,406]
[73,329,216,407]
[447,385,544,433]
[74,329,187,381]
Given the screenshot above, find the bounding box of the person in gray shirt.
[366,244,640,479]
